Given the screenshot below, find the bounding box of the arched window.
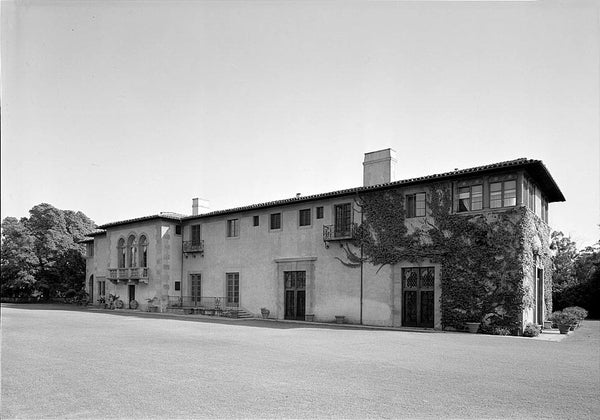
[117,238,126,268]
[127,235,137,268]
[139,235,148,268]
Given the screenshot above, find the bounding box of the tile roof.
[97,212,186,229]
[184,157,565,220]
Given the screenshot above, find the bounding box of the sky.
[1,0,599,248]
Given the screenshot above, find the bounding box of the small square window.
[174,281,181,291]
[299,209,311,226]
[175,225,182,235]
[253,215,259,227]
[270,213,281,230]
[316,206,324,219]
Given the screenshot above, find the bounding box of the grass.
[1,304,599,419]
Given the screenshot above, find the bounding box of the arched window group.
[117,234,149,268]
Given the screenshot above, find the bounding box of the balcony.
[323,223,358,243]
[183,240,204,255]
[108,267,149,284]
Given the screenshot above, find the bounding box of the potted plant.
[562,306,588,329]
[305,314,315,322]
[97,296,107,309]
[550,311,578,334]
[146,297,159,312]
[260,307,270,319]
[335,315,345,324]
[108,294,120,309]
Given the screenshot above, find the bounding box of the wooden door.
[191,274,201,305]
[402,267,434,328]
[128,284,135,302]
[284,271,306,320]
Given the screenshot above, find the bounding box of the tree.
[550,231,578,295]
[1,204,96,300]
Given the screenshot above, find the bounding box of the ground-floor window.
[97,280,105,297]
[402,267,434,328]
[226,273,239,306]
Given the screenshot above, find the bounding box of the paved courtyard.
[2,305,599,419]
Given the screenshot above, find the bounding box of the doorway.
[190,274,201,305]
[402,267,435,328]
[535,268,544,324]
[128,284,135,302]
[284,271,306,320]
[89,275,94,303]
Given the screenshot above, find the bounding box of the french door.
[284,271,306,320]
[402,267,434,328]
[190,274,201,305]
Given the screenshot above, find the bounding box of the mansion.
[82,149,564,333]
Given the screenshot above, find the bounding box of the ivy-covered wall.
[350,182,553,334]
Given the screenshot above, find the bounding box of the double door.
[402,267,434,328]
[284,271,306,320]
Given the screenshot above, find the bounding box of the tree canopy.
[1,203,96,300]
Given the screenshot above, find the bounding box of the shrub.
[523,323,541,337]
[550,310,578,327]
[562,306,588,321]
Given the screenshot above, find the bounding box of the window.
[174,281,181,291]
[316,206,324,219]
[270,213,281,230]
[86,243,94,257]
[127,235,137,267]
[117,238,126,268]
[253,215,259,227]
[175,225,182,235]
[98,280,105,297]
[490,180,517,209]
[458,185,482,212]
[406,193,426,218]
[541,198,548,223]
[139,235,148,267]
[226,272,239,306]
[191,224,201,245]
[227,219,239,237]
[334,203,352,236]
[299,209,311,226]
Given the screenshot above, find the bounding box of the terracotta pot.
[305,314,315,322]
[335,316,345,324]
[558,324,570,334]
[465,322,481,334]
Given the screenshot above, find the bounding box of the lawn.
[1,304,599,419]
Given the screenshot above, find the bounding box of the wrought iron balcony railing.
[167,296,239,310]
[323,223,357,242]
[108,267,149,284]
[183,240,204,254]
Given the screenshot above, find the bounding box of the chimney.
[363,148,397,186]
[192,198,199,216]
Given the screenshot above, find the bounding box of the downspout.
[360,207,364,325]
[180,223,184,304]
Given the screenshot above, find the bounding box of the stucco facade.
[84,151,564,333]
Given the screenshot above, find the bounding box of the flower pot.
[558,324,570,334]
[465,322,480,334]
[543,321,552,329]
[305,314,315,322]
[147,306,158,313]
[261,311,269,319]
[335,316,345,324]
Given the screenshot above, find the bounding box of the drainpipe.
[360,208,364,325]
[180,223,184,305]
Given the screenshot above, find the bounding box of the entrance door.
[284,271,306,320]
[128,284,135,302]
[535,268,544,324]
[89,275,94,302]
[191,274,201,305]
[402,267,434,328]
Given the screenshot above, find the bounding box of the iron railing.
[183,240,204,254]
[323,223,357,242]
[167,296,238,310]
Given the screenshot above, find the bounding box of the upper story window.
[117,238,126,268]
[406,193,426,218]
[253,215,259,227]
[299,209,311,227]
[139,235,148,267]
[334,203,352,236]
[316,206,324,219]
[191,224,202,245]
[227,219,239,238]
[270,213,282,230]
[86,243,94,257]
[458,185,483,212]
[127,235,137,268]
[175,225,182,235]
[490,180,517,209]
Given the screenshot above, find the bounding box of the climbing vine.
[342,182,551,333]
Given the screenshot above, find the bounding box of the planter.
[129,299,139,310]
[261,311,270,319]
[543,321,553,329]
[558,324,571,334]
[147,305,158,313]
[335,315,345,324]
[465,322,481,334]
[305,314,315,322]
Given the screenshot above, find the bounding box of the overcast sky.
[2,0,599,248]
